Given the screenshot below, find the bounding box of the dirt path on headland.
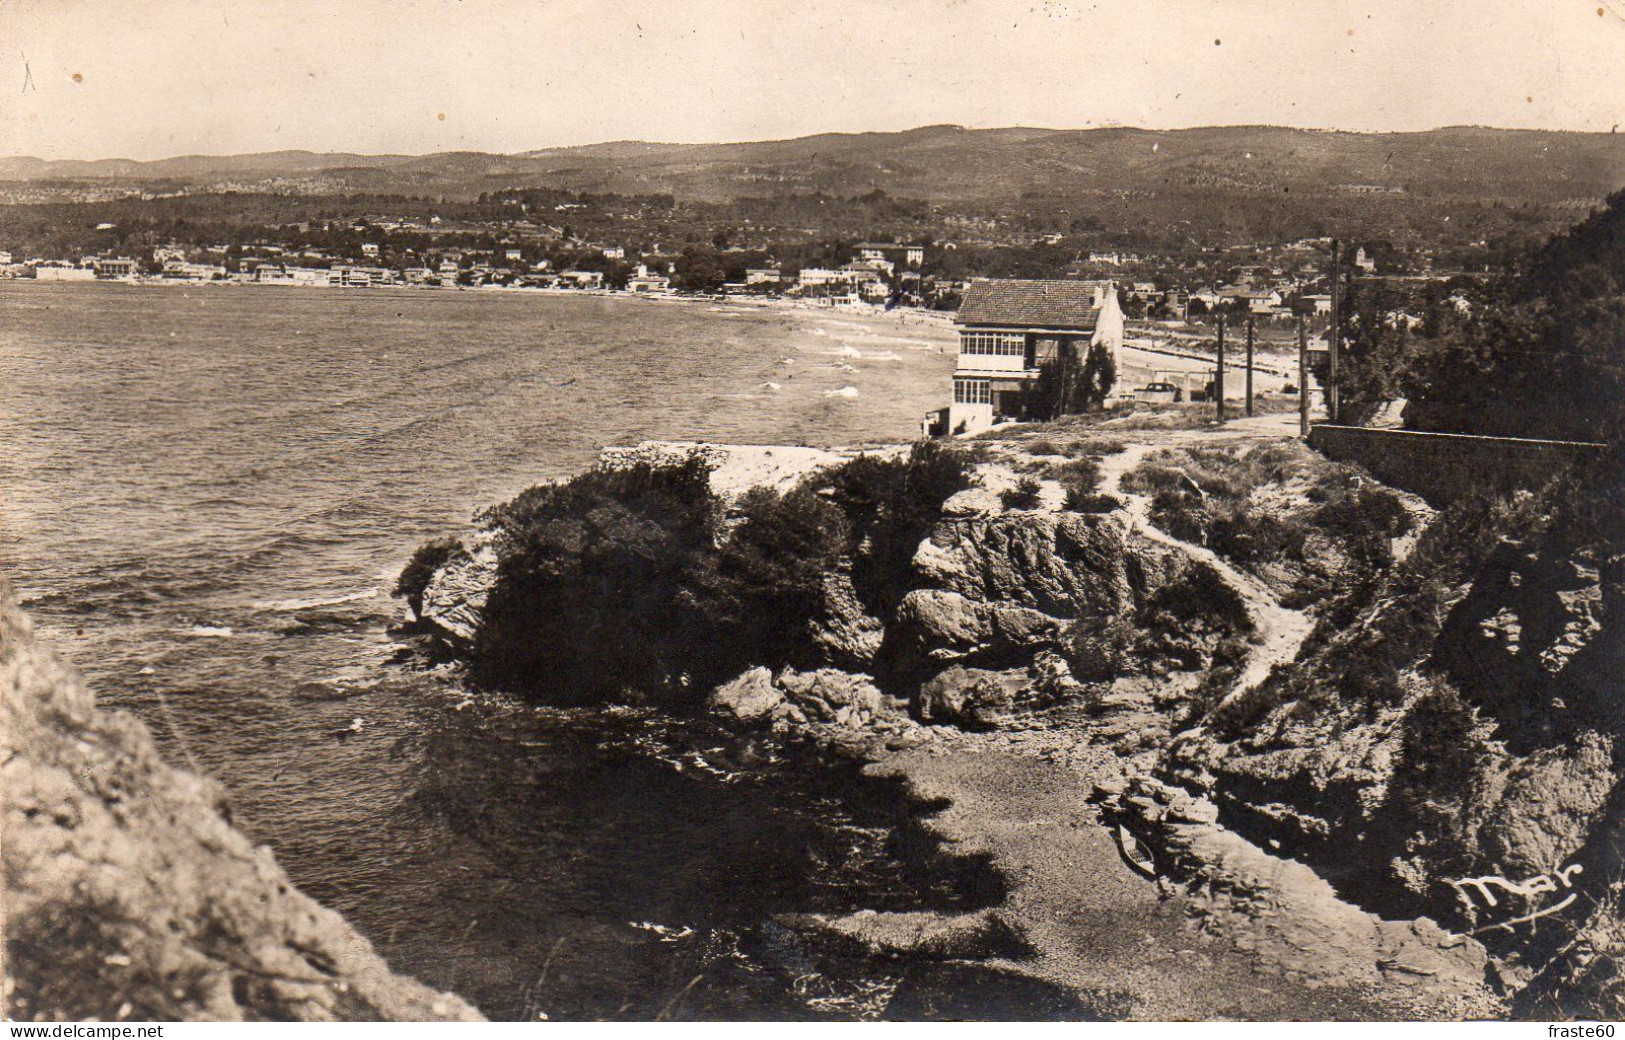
[863,735,1421,1020]
[1095,428,1316,714]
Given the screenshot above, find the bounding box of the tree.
[1081,342,1117,410]
[1022,340,1118,419]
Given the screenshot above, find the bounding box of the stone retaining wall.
[1308,425,1608,506]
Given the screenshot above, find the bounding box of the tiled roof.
[955,279,1108,329]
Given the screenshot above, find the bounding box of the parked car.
[1139,381,1183,403]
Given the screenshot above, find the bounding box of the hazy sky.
[3,0,1623,160]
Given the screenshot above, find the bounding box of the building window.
[954,378,991,405]
[958,331,1025,357]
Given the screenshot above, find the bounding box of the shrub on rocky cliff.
[459,444,976,703]
[1043,456,1103,511]
[999,477,1044,511]
[815,441,976,618]
[472,459,722,698]
[689,483,852,673]
[1062,614,1136,681]
[1124,442,1413,605]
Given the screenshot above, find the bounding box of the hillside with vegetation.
[5,125,1623,261]
[1331,188,1625,444]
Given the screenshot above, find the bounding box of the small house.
[947,279,1124,435]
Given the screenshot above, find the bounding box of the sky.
[2,0,1624,160]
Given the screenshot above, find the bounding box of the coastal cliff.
[0,584,482,1022]
[403,423,1621,1020]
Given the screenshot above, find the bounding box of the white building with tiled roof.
[947,278,1123,434]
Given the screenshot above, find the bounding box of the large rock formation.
[417,532,496,647]
[1093,776,1494,1002]
[1,586,482,1022]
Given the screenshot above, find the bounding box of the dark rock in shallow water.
[883,961,1133,1021]
[0,583,481,1022]
[779,907,1029,961]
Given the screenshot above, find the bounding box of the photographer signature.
[1446,863,1584,934]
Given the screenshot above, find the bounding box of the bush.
[816,441,976,616]
[465,443,977,703]
[1147,488,1209,544]
[695,484,851,669]
[1064,490,1120,513]
[1044,456,1101,497]
[394,538,462,617]
[472,459,722,699]
[1064,615,1137,681]
[1000,476,1044,510]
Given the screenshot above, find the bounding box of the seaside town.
[3,206,1442,427]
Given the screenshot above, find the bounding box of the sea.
[0,281,1086,1020]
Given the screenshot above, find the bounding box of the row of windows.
[959,331,1026,356]
[953,379,992,405]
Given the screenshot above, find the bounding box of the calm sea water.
[0,282,994,1020]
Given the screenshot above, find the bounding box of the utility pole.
[1245,314,1255,418]
[1297,313,1310,437]
[1329,239,1342,424]
[1215,314,1226,422]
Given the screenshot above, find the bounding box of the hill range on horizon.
[5,124,1625,207]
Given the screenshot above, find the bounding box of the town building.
[946,278,1124,435]
[626,265,671,293]
[855,243,925,269]
[796,267,847,288]
[559,269,604,289]
[94,257,139,279]
[159,261,213,280]
[745,268,782,285]
[253,265,328,286]
[32,264,95,281]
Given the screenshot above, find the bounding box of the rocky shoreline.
[403,422,1621,1020]
[13,411,1615,1021]
[0,583,482,1022]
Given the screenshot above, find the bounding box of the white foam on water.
[824,386,860,398]
[254,588,380,612]
[184,625,235,638]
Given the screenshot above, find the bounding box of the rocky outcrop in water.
[1,586,482,1022]
[416,532,496,647]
